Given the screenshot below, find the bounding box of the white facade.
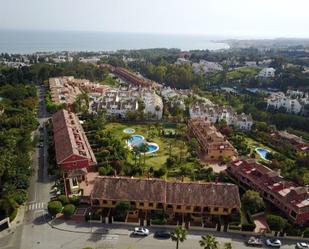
[267,92,304,114]
[258,67,276,78]
[192,60,223,75]
[143,92,163,120]
[189,103,253,130]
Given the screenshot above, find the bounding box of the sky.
[1,0,309,38]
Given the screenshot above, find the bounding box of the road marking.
[26,202,46,212]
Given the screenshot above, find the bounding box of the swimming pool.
[255,147,271,160]
[123,128,135,134]
[127,135,159,154]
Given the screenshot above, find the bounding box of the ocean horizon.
[0,30,229,54]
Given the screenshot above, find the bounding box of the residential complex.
[258,67,276,78]
[52,109,97,196]
[188,117,238,161]
[90,176,241,225]
[92,86,163,119]
[271,130,309,153]
[190,103,253,130]
[228,159,309,226]
[49,76,108,105]
[192,60,223,75]
[266,91,309,114]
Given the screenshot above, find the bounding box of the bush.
[47,201,63,216]
[62,204,76,218]
[241,190,265,214]
[8,189,28,205]
[69,196,80,206]
[228,223,241,231]
[98,166,113,176]
[58,195,70,205]
[153,167,167,178]
[151,218,167,225]
[266,215,287,234]
[241,222,256,231]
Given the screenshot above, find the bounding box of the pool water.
[127,135,159,154]
[123,128,135,134]
[255,147,270,160]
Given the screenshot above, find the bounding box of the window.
[290,211,297,219]
[194,206,201,212]
[130,201,136,206]
[214,207,219,212]
[223,208,228,213]
[149,203,154,207]
[167,204,173,209]
[103,200,108,204]
[177,205,181,210]
[72,177,78,187]
[112,201,116,205]
[186,206,191,211]
[139,202,144,207]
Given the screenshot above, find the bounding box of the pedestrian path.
[25,202,46,212]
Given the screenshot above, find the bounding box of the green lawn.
[104,122,188,170]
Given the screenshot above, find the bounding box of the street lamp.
[89,211,92,233]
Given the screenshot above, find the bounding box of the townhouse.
[187,117,238,161]
[228,159,309,226]
[52,109,97,197]
[90,176,241,225]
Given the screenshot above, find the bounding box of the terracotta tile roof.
[91,176,241,209]
[52,109,97,165]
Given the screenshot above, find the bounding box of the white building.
[143,92,163,120]
[258,67,276,78]
[189,103,253,130]
[175,58,191,66]
[192,60,223,75]
[266,91,306,114]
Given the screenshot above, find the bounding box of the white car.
[133,227,149,236]
[266,239,282,247]
[296,242,309,249]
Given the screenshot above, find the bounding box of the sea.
[0,30,229,54]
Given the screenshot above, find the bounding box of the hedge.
[47,201,63,216]
[303,228,309,238]
[63,204,76,218]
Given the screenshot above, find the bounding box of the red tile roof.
[91,176,241,209]
[52,109,97,165]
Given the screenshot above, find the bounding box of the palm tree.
[199,234,219,249]
[155,105,161,120]
[139,143,149,168]
[223,242,232,249]
[171,226,187,249]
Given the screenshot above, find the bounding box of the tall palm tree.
[171,226,187,249]
[199,234,219,249]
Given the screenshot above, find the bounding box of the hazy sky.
[1,0,309,38]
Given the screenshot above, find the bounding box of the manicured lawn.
[104,122,188,170]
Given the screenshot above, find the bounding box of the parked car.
[133,227,149,236]
[154,230,171,239]
[246,236,263,247]
[296,242,309,249]
[266,239,282,247]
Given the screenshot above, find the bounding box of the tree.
[57,195,70,205]
[171,226,187,249]
[62,204,76,218]
[47,201,63,217]
[199,234,219,249]
[115,201,131,219]
[241,190,265,214]
[266,215,287,236]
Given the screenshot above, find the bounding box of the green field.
[104,122,188,170]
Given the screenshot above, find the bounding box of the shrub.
[98,166,113,176]
[153,167,167,178]
[62,204,76,218]
[58,195,70,205]
[47,201,63,216]
[9,189,28,205]
[228,224,241,231]
[151,218,166,225]
[241,222,256,231]
[285,226,303,237]
[266,215,287,234]
[69,196,80,206]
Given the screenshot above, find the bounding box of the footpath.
[0,206,25,240]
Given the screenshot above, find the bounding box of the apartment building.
[228,159,309,226]
[258,67,276,78]
[187,117,238,161]
[189,104,253,130]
